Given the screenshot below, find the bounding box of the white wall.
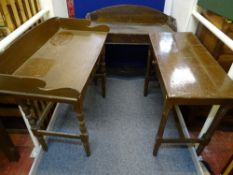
[164,0,173,16]
[39,0,68,18]
[164,0,198,32]
[40,0,198,31]
[39,0,54,18]
[52,0,69,18]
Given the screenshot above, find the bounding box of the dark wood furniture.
[86,5,176,80]
[148,32,233,156]
[0,17,109,156]
[0,119,19,161]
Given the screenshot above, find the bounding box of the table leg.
[153,100,171,156]
[196,105,231,155]
[172,107,185,138]
[144,46,152,96]
[100,46,106,98]
[75,99,91,156]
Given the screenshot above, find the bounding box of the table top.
[149,32,233,102]
[91,22,173,35]
[14,29,107,94]
[0,18,108,102]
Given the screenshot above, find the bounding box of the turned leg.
[74,99,91,156]
[172,107,185,138]
[196,105,230,155]
[153,100,172,156]
[144,46,153,96]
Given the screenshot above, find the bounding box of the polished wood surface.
[184,11,233,128]
[149,32,233,156]
[150,32,233,103]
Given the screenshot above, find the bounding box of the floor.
[33,78,196,175]
[0,133,33,175]
[1,130,232,175]
[0,126,232,175]
[201,131,233,175]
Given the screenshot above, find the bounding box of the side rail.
[0,74,80,103]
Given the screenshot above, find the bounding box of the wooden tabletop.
[0,18,109,101]
[14,29,107,94]
[150,32,233,103]
[91,22,173,34]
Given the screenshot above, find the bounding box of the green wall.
[198,0,233,20]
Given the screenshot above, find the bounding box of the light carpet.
[35,77,197,175]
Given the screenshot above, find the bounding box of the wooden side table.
[0,18,109,156]
[148,32,233,155]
